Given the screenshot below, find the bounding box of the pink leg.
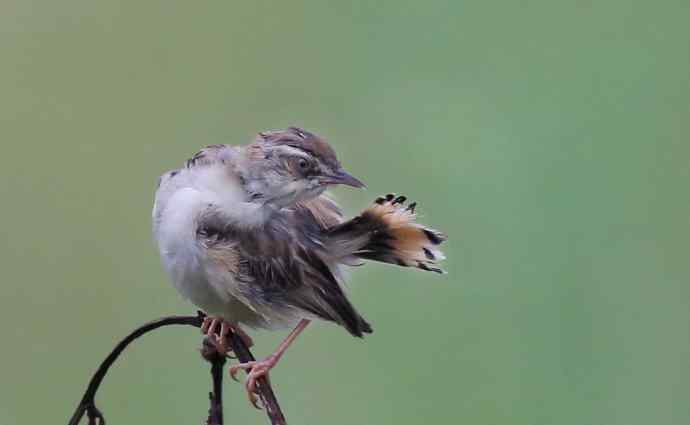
[229,319,310,408]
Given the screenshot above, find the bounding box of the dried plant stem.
[201,337,227,425]
[68,312,286,425]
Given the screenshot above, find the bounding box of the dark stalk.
[68,312,286,425]
[201,337,226,425]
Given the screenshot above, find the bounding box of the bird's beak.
[321,169,366,188]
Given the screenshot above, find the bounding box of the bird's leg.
[229,319,310,408]
[201,315,254,355]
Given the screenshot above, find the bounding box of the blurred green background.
[1,1,689,424]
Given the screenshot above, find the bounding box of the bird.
[152,127,447,406]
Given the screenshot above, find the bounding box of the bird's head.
[242,127,364,209]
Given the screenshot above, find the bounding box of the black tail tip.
[422,229,447,245]
[352,319,373,337]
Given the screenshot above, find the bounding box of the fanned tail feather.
[326,194,447,273]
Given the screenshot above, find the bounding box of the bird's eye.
[298,159,309,169]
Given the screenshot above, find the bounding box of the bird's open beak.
[321,169,366,188]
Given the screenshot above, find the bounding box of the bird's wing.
[153,144,237,229]
[199,193,372,337]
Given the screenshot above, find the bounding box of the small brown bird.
[153,127,446,406]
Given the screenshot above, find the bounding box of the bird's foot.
[201,316,254,356]
[229,355,279,409]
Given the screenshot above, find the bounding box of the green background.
[1,1,688,424]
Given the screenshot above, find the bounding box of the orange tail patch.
[356,194,447,273]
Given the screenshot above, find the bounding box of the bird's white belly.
[162,244,267,326]
[155,187,263,326]
[165,247,223,313]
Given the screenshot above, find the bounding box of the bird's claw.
[228,356,278,409]
[200,316,255,356]
[201,316,232,355]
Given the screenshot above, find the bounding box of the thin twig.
[227,332,287,425]
[68,314,203,425]
[68,312,286,425]
[201,338,226,425]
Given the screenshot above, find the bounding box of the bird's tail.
[326,194,447,273]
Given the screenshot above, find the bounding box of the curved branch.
[67,312,287,425]
[227,332,287,425]
[201,337,227,425]
[68,314,204,425]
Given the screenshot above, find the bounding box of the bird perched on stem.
[153,127,447,407]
